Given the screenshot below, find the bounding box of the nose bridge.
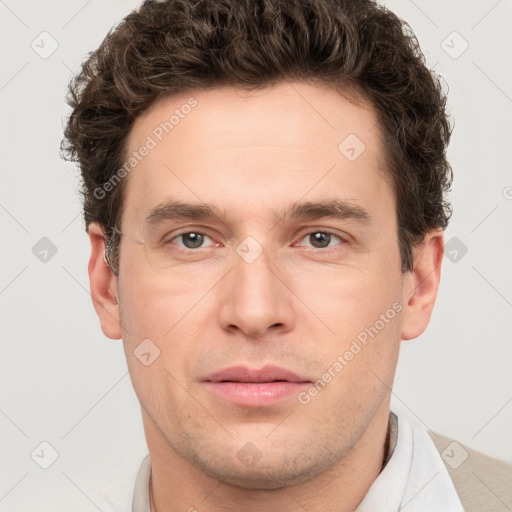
[218,237,294,338]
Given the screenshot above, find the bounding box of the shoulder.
[428,431,512,511]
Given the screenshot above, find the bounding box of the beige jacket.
[428,432,512,511]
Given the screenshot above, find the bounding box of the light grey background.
[1,0,511,510]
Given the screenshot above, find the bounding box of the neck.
[145,401,392,512]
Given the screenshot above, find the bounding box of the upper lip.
[203,365,311,383]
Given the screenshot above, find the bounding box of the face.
[90,82,440,489]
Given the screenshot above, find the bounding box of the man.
[61,0,512,510]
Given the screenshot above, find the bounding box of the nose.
[217,242,296,339]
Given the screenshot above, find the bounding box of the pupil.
[184,233,203,248]
[310,232,330,248]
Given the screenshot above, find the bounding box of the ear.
[401,228,444,341]
[87,223,122,340]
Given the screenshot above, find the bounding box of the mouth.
[202,365,311,407]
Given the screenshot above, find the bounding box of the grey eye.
[177,232,206,249]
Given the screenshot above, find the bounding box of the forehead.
[122,82,392,230]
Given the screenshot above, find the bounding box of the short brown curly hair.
[61,0,452,274]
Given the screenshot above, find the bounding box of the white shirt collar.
[132,453,151,512]
[356,412,463,511]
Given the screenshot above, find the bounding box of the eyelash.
[166,230,348,251]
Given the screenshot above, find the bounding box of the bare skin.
[88,82,443,512]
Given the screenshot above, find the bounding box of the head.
[62,0,452,489]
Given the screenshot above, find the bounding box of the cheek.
[117,286,197,417]
[295,258,402,337]
[118,271,210,379]
[293,247,404,399]
[118,247,203,337]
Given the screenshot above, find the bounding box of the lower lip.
[203,381,310,407]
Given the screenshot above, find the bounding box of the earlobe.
[401,229,444,341]
[87,223,122,340]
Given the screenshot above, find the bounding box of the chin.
[192,449,339,490]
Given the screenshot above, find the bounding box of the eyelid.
[296,224,352,240]
[159,224,220,242]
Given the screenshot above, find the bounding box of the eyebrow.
[280,199,370,224]
[144,198,371,230]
